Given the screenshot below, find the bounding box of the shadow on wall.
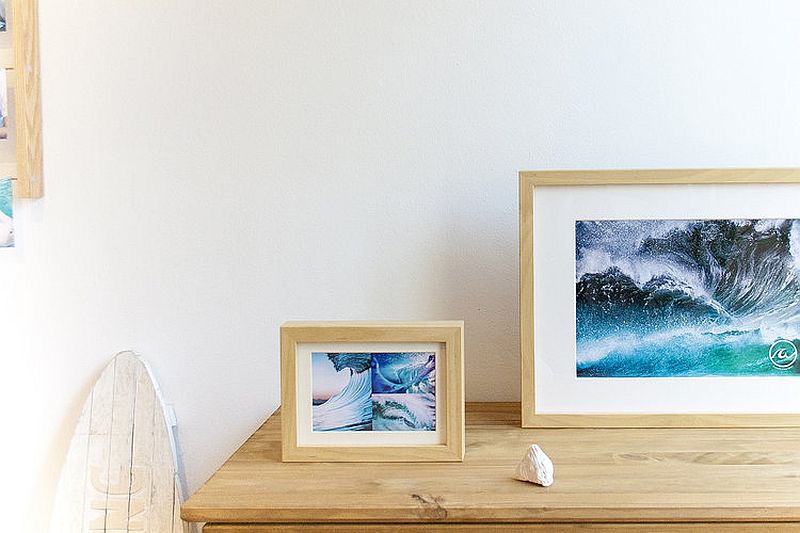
[422,209,519,402]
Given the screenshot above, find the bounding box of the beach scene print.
[312,352,435,431]
[576,219,800,377]
[0,177,12,247]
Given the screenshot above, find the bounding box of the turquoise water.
[577,330,800,377]
[0,177,11,217]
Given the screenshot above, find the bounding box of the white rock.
[513,444,554,487]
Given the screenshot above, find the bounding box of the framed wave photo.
[280,321,464,462]
[520,169,800,428]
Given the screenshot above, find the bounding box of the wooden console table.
[182,403,800,531]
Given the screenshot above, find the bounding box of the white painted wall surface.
[1,1,799,530]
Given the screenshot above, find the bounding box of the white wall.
[2,1,800,530]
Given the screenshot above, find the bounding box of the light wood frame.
[520,168,800,428]
[281,321,465,462]
[6,0,43,199]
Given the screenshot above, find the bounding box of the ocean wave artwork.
[576,219,800,377]
[0,177,13,248]
[0,68,7,134]
[312,352,436,431]
[372,393,436,431]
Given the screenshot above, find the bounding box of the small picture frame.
[280,321,465,462]
[520,168,800,428]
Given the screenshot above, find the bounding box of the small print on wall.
[0,176,13,247]
[0,1,6,32]
[0,68,7,138]
[576,218,800,378]
[312,352,436,432]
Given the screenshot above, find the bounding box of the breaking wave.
[576,219,800,376]
[313,368,372,431]
[372,352,436,395]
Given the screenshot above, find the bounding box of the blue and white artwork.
[0,177,12,247]
[576,219,800,377]
[312,352,436,431]
[0,68,7,133]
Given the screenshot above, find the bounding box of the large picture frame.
[520,168,800,428]
[281,321,464,462]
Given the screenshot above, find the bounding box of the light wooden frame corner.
[280,320,465,462]
[520,168,800,428]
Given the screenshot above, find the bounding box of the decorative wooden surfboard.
[51,352,188,533]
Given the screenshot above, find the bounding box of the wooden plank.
[519,168,800,186]
[11,0,42,198]
[131,356,157,531]
[151,391,179,531]
[203,524,800,532]
[282,321,465,329]
[519,175,534,428]
[182,403,800,525]
[83,356,116,532]
[101,353,138,533]
[521,413,800,428]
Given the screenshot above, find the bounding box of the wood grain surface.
[182,402,800,527]
[51,352,187,532]
[203,524,800,532]
[11,0,43,198]
[520,168,800,186]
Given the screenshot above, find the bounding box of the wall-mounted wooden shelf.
[4,0,42,199]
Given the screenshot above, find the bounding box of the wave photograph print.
[0,176,12,248]
[576,219,800,378]
[312,352,436,431]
